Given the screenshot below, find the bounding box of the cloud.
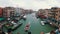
[0,0,60,10]
[0,0,13,7]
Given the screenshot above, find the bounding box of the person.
[50,30,56,34]
[7,31,12,34]
[55,25,60,34]
[7,28,12,34]
[0,23,3,30]
[40,32,44,34]
[55,28,60,34]
[28,31,31,34]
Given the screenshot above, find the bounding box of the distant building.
[44,9,52,18]
[15,8,25,15]
[3,7,15,18]
[0,7,3,17]
[15,8,33,15]
[38,9,51,18]
[15,8,22,15]
[38,9,44,14]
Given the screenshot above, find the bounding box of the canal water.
[11,13,55,34]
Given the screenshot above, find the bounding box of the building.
[38,7,60,21]
[38,9,51,18]
[38,9,45,14]
[15,8,23,15]
[3,7,15,18]
[0,7,3,17]
[36,9,48,19]
[51,7,60,21]
[48,7,60,21]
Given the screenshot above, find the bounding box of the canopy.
[0,18,5,21]
[45,17,57,23]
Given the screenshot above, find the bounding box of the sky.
[0,0,60,11]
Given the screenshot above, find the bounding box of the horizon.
[0,0,60,11]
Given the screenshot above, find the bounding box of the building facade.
[51,7,60,21]
[48,7,60,21]
[0,7,3,17]
[3,7,15,18]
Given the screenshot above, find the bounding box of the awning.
[48,17,57,22]
[47,17,57,23]
[0,18,5,21]
[50,18,57,23]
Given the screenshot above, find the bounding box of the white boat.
[41,21,45,25]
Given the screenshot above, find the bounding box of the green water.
[12,13,55,34]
